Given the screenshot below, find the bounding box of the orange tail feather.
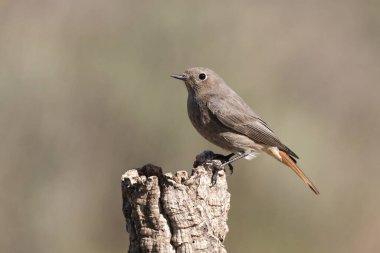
[278,150,320,195]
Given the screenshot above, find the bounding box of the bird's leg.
[211,152,252,185]
[210,153,235,186]
[220,151,251,168]
[194,151,251,185]
[211,153,235,174]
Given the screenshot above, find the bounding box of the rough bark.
[121,151,230,253]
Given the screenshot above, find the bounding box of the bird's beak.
[170,74,188,81]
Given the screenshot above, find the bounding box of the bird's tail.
[278,150,320,195]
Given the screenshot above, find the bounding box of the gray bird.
[171,67,319,194]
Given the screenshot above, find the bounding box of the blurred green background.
[1,1,379,252]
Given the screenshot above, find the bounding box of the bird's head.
[171,67,223,95]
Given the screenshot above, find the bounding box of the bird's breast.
[187,96,211,129]
[187,95,228,145]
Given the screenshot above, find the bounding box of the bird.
[171,67,319,194]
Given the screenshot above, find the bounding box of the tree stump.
[121,151,231,253]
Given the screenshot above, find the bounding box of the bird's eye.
[198,73,207,80]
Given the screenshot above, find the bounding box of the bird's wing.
[207,95,299,159]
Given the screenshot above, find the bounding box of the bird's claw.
[211,153,234,175]
[193,151,236,186]
[227,163,234,175]
[211,162,224,186]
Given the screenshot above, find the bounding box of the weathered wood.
[121,151,231,253]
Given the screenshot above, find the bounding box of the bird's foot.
[210,162,224,186]
[211,153,235,175]
[193,151,236,186]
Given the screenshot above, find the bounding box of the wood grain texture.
[122,151,230,253]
